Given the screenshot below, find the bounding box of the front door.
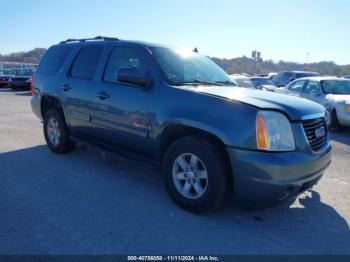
[91,45,157,156]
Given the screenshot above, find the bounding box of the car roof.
[293,76,349,82]
[55,37,174,50]
[250,77,272,80]
[278,71,320,74]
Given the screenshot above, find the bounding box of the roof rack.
[59,36,119,44]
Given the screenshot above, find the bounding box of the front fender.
[157,86,259,149]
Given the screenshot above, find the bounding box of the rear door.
[61,45,104,134]
[90,44,158,156]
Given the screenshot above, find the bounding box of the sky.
[0,0,349,64]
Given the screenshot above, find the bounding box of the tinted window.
[70,46,103,80]
[281,73,294,84]
[303,81,321,94]
[37,46,71,75]
[288,80,306,92]
[17,69,35,76]
[104,46,144,83]
[322,80,350,95]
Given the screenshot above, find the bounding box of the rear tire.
[43,109,75,154]
[162,136,230,213]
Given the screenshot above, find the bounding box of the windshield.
[232,78,256,88]
[16,69,35,76]
[321,80,350,95]
[150,47,235,86]
[250,78,275,87]
[1,69,16,75]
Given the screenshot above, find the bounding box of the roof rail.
[59,36,119,44]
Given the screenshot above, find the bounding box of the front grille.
[11,77,28,83]
[302,118,328,152]
[0,77,9,81]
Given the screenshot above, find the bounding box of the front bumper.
[337,111,350,127]
[9,82,31,89]
[227,146,332,208]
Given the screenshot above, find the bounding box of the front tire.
[326,109,341,130]
[43,109,75,154]
[163,136,231,213]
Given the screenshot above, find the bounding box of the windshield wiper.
[176,79,224,86]
[215,80,237,86]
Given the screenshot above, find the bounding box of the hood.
[185,86,325,121]
[326,94,350,104]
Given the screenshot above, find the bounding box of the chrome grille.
[11,77,29,83]
[302,118,328,152]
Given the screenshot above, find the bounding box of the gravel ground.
[0,89,349,255]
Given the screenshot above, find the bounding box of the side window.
[104,46,144,83]
[303,81,321,94]
[70,46,104,80]
[37,46,71,75]
[289,80,306,92]
[283,73,295,83]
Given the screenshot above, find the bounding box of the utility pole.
[252,50,262,75]
[306,52,310,64]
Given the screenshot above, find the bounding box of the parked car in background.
[275,77,350,128]
[229,75,255,89]
[31,37,331,213]
[267,72,277,80]
[250,77,277,92]
[273,71,321,87]
[0,69,16,88]
[8,69,35,90]
[343,75,350,79]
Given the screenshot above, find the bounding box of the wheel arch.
[158,123,234,191]
[40,95,66,121]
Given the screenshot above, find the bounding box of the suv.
[31,37,332,213]
[8,68,36,90]
[273,71,321,87]
[0,69,15,88]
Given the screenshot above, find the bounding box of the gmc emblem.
[315,126,326,138]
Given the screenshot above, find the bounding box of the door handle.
[60,84,72,92]
[96,91,110,100]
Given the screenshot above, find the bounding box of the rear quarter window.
[36,46,72,75]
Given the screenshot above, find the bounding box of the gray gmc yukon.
[31,37,332,213]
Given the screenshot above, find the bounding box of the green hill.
[212,56,350,76]
[1,48,349,76]
[0,48,47,64]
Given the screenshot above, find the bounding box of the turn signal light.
[256,114,269,150]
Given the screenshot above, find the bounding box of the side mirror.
[117,67,152,88]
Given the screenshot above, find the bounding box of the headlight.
[344,105,350,113]
[256,111,295,151]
